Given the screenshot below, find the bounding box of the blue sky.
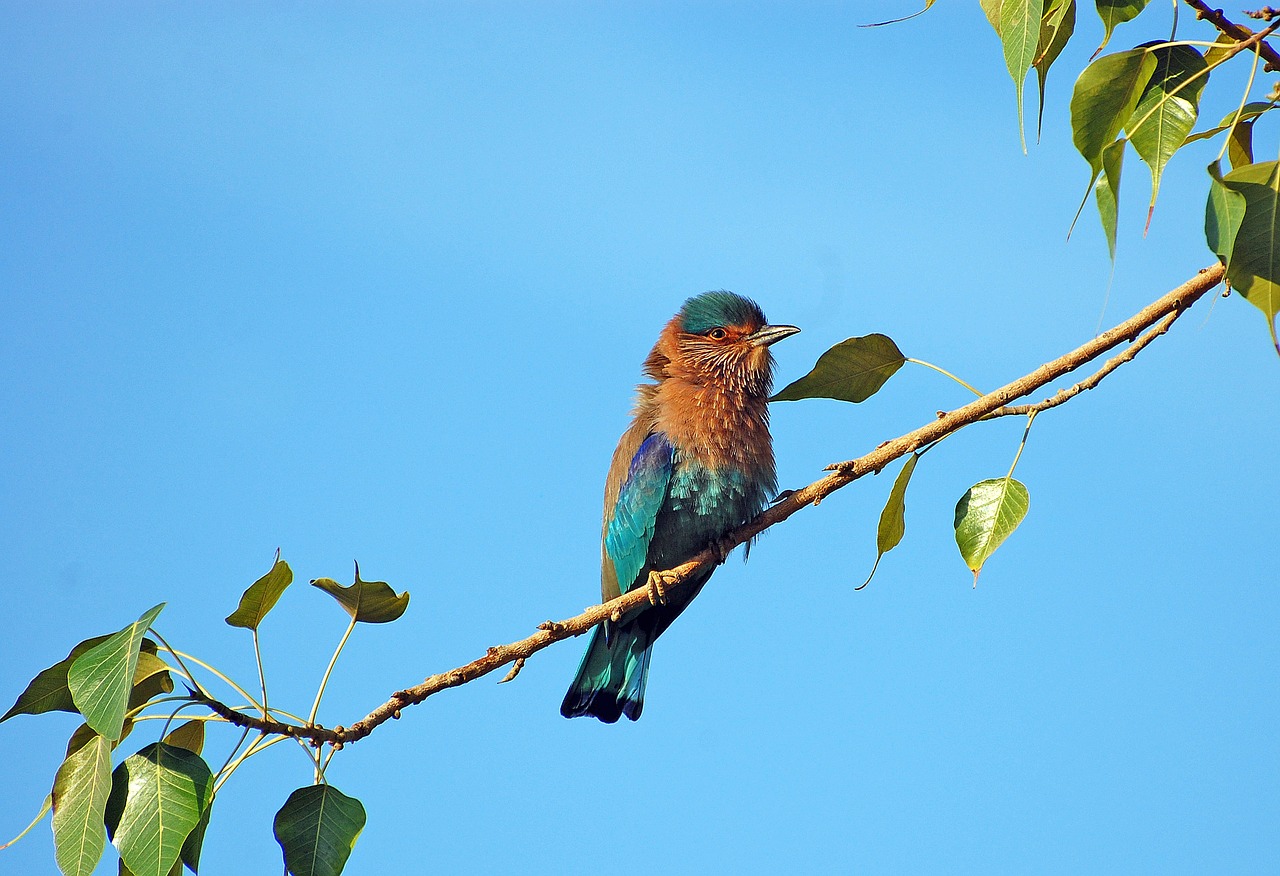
[2,3,1276,874]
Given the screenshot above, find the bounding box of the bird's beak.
[748,324,801,347]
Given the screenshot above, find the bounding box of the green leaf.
[954,478,1031,584]
[1034,0,1077,139]
[162,720,205,756]
[1206,160,1246,269]
[66,716,136,758]
[1227,120,1255,170]
[3,636,160,722]
[999,0,1046,150]
[1094,0,1150,53]
[274,785,367,876]
[178,799,212,875]
[106,743,213,876]
[68,605,166,741]
[51,733,112,876]
[225,554,293,630]
[1071,48,1157,180]
[1203,32,1237,67]
[771,334,905,403]
[1183,102,1274,146]
[980,0,1003,34]
[1095,138,1126,259]
[1128,44,1208,217]
[861,453,921,589]
[0,793,51,850]
[311,565,410,624]
[1221,161,1280,350]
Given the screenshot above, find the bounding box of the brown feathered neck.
[633,314,777,474]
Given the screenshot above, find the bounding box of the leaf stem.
[147,628,210,699]
[252,628,268,718]
[308,616,358,726]
[906,358,984,396]
[172,649,263,714]
[1215,45,1263,164]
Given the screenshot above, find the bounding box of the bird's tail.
[560,623,653,722]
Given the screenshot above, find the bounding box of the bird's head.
[644,291,800,396]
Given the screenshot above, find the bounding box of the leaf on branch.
[1183,102,1275,146]
[2,636,160,723]
[771,334,905,403]
[1095,138,1127,260]
[311,564,410,624]
[954,478,1030,585]
[1128,44,1208,226]
[67,604,166,741]
[1093,0,1151,55]
[1205,160,1246,270]
[1220,160,1280,350]
[1035,0,1077,139]
[999,0,1046,150]
[162,720,205,756]
[225,553,293,631]
[51,732,112,876]
[106,743,213,876]
[65,716,136,759]
[861,453,921,589]
[1071,47,1157,179]
[274,784,366,876]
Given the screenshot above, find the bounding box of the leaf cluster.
[2,558,408,876]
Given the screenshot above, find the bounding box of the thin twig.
[1183,0,1280,70]
[985,309,1181,417]
[191,263,1225,746]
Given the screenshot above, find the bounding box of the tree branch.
[1183,0,1280,71]
[195,263,1225,746]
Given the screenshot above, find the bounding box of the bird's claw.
[711,536,735,565]
[646,570,676,606]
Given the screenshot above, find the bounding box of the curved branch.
[196,263,1225,746]
[1183,0,1280,71]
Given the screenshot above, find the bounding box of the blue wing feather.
[604,433,673,595]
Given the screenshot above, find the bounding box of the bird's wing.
[601,431,673,602]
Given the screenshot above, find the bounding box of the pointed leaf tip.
[226,557,293,630]
[954,478,1030,580]
[312,569,409,624]
[67,604,165,741]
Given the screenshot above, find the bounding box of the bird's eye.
[707,328,728,340]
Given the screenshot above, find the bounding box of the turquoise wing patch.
[604,433,673,595]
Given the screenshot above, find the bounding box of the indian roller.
[561,291,799,722]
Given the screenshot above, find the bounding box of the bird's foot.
[646,570,678,606]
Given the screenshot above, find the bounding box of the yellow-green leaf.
[68,605,166,741]
[1205,160,1246,269]
[52,733,112,876]
[1128,44,1208,216]
[1096,138,1126,259]
[1000,0,1046,150]
[861,453,921,589]
[1071,48,1157,178]
[954,478,1031,585]
[1035,0,1077,139]
[1221,160,1280,350]
[1094,0,1150,54]
[225,555,293,631]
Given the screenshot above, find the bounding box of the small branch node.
[498,658,526,684]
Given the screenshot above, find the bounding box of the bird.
[561,291,799,722]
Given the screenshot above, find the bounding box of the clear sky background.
[2,3,1276,874]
